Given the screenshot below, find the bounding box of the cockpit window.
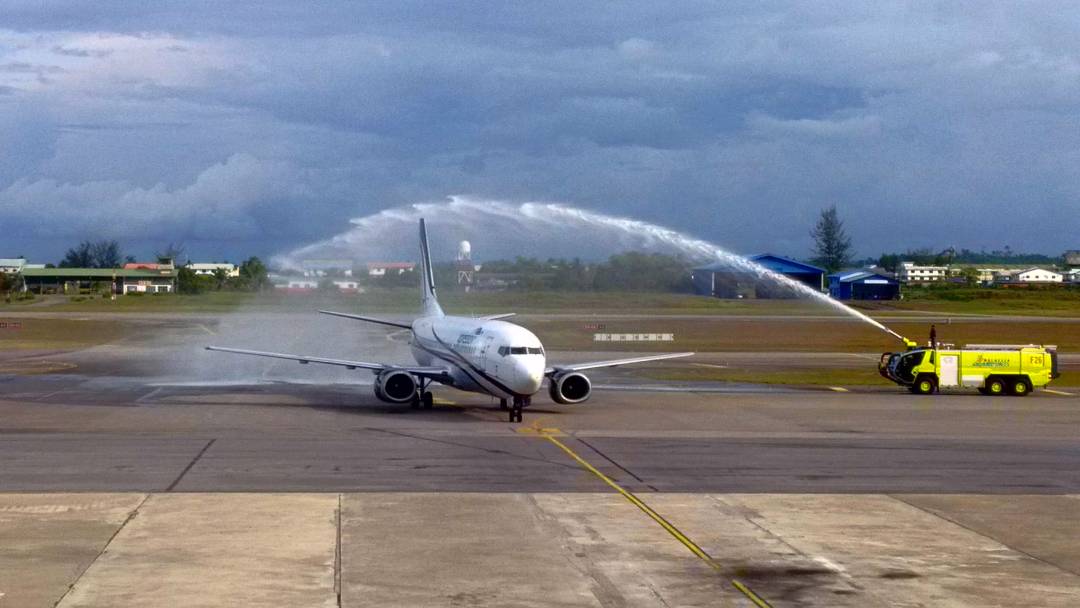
[499,346,544,356]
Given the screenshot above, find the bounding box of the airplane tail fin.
[418,218,444,317]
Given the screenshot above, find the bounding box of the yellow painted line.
[1044,389,1075,396]
[515,426,565,436]
[539,429,774,607]
[0,360,77,375]
[828,386,849,393]
[198,324,216,336]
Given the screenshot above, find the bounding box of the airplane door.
[939,355,959,387]
[480,335,495,370]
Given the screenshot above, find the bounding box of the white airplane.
[207,219,693,422]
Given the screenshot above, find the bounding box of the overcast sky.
[2,2,1079,264]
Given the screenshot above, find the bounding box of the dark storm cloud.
[1,2,1079,263]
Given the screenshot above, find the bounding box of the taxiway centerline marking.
[539,429,774,607]
[198,324,216,336]
[1044,389,1075,396]
[828,386,849,392]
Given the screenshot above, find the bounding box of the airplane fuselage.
[410,315,546,399]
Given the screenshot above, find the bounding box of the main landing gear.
[508,396,529,423]
[411,379,434,409]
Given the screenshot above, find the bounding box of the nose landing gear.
[508,396,529,423]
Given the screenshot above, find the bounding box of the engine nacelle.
[548,372,592,404]
[374,370,418,403]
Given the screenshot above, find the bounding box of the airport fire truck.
[879,341,1060,396]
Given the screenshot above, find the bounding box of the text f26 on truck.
[879,344,1060,396]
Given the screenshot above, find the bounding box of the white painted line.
[135,387,164,405]
[1044,389,1075,396]
[692,363,729,369]
[828,386,849,393]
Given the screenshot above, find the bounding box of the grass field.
[0,318,130,351]
[522,316,1080,352]
[5,285,1077,317]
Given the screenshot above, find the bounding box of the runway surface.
[1,312,1079,606]
[1,374,1079,493]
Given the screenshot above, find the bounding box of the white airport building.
[994,268,1064,284]
[0,258,27,274]
[366,262,415,277]
[301,259,354,277]
[186,262,239,278]
[898,262,948,283]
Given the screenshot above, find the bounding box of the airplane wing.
[545,352,694,375]
[318,310,412,329]
[205,346,450,378]
[480,313,516,320]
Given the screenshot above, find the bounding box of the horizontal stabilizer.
[318,310,412,329]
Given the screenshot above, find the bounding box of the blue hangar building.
[692,254,826,298]
[828,269,901,300]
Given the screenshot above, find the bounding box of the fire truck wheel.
[986,377,1006,396]
[913,376,936,395]
[1010,378,1030,396]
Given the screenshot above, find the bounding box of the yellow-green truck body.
[879,344,1060,395]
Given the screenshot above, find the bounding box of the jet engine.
[548,372,592,404]
[374,370,418,403]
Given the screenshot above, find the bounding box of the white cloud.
[746,113,882,138]
[1,154,306,239]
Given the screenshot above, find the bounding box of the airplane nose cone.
[515,359,545,394]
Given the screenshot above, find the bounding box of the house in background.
[0,258,27,274]
[828,269,901,300]
[366,262,415,277]
[898,262,948,284]
[692,254,825,298]
[186,262,239,278]
[994,268,1064,285]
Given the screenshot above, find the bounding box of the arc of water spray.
[276,196,907,344]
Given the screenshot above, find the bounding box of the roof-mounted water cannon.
[881,327,918,349]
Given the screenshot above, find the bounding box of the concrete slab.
[341,493,605,608]
[57,493,338,608]
[638,493,880,606]
[898,494,1080,576]
[531,493,735,606]
[0,494,144,608]
[720,494,1080,607]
